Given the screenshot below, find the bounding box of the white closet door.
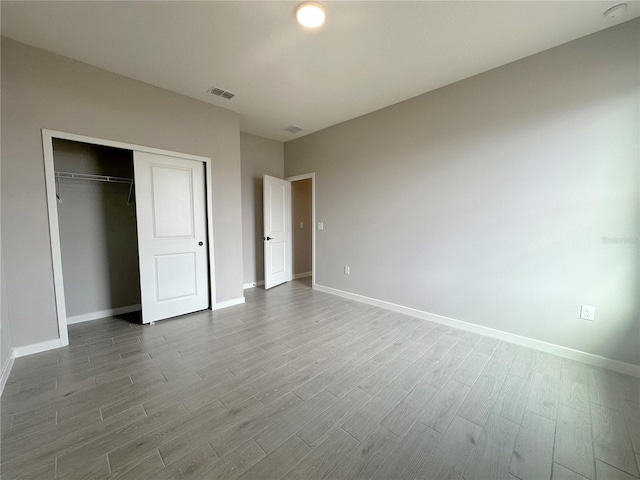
[263,175,292,289]
[134,151,209,323]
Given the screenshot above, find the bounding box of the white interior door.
[263,175,291,289]
[134,151,209,323]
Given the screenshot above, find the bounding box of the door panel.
[134,151,209,323]
[264,175,291,289]
[151,166,194,237]
[269,242,286,275]
[155,253,197,300]
[269,185,285,233]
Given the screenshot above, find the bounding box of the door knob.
[264,236,273,241]
[198,241,204,246]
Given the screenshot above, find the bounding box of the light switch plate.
[580,304,595,321]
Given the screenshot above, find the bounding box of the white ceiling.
[2,1,638,142]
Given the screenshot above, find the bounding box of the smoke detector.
[603,3,627,19]
[208,86,235,100]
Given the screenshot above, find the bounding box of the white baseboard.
[293,272,312,280]
[243,272,311,290]
[313,283,640,378]
[9,299,243,362]
[67,304,142,325]
[13,338,63,358]
[214,297,246,310]
[0,348,16,396]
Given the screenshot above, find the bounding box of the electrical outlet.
[318,222,324,230]
[580,304,595,321]
[300,222,304,229]
[344,266,350,275]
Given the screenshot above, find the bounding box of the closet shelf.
[54,171,134,205]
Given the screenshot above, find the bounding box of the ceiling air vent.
[282,125,303,134]
[209,86,235,100]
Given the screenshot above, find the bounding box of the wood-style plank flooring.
[1,279,639,479]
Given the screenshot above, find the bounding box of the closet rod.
[54,171,133,184]
[54,171,134,205]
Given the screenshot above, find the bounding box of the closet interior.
[53,138,142,326]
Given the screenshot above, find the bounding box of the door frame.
[285,173,316,287]
[42,129,216,346]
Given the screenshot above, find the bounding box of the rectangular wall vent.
[209,86,235,100]
[282,125,303,134]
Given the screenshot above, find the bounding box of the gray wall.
[285,21,640,366]
[1,38,244,348]
[1,248,14,372]
[53,139,141,317]
[240,132,284,285]
[292,179,312,275]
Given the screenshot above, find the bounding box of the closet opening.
[53,139,142,327]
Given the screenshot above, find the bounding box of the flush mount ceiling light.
[603,3,627,19]
[296,2,326,28]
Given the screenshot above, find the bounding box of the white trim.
[67,304,141,325]
[0,349,16,396]
[286,173,316,288]
[205,159,217,309]
[314,283,640,378]
[213,297,246,310]
[42,132,69,347]
[13,339,63,358]
[293,272,312,280]
[42,129,216,341]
